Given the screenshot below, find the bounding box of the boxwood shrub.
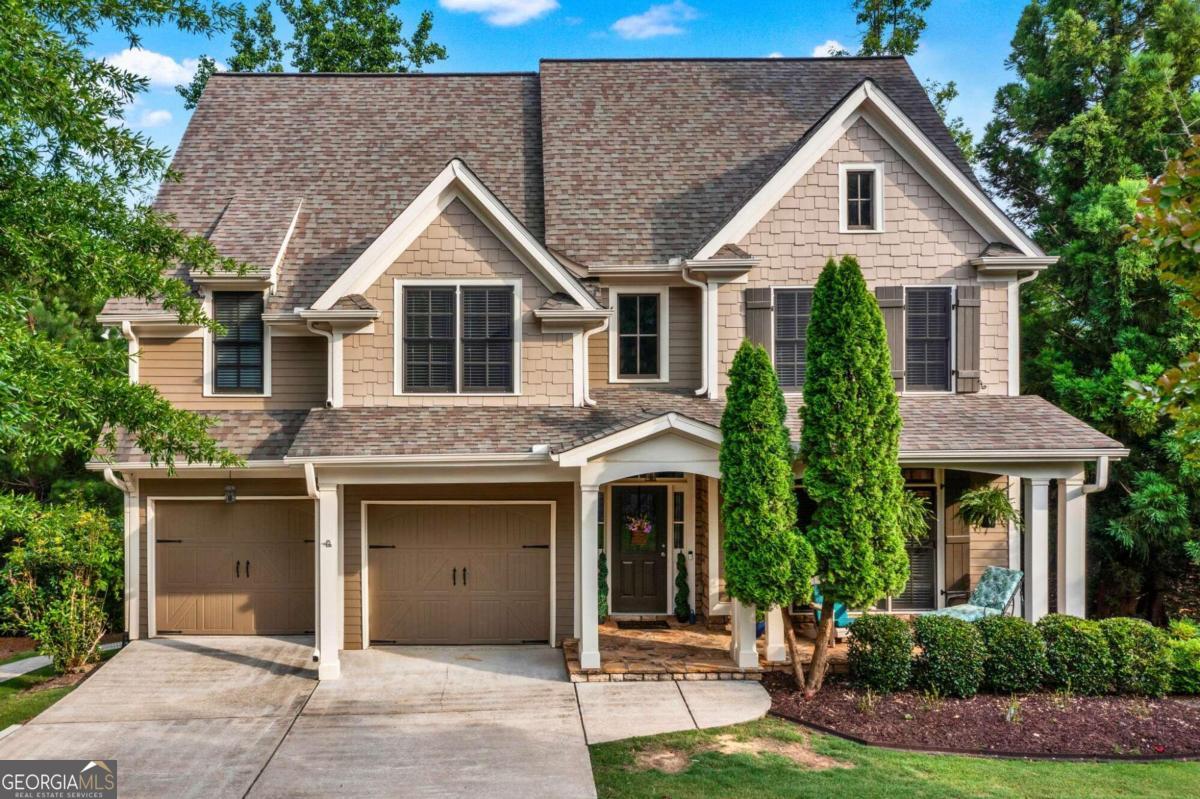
[1168,637,1200,694]
[976,615,1047,694]
[1037,614,1113,695]
[848,614,913,693]
[1100,617,1173,697]
[912,615,985,698]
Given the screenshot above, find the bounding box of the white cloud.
[811,39,848,57]
[611,1,699,40]
[103,47,210,88]
[439,0,557,26]
[767,52,784,58]
[138,109,173,128]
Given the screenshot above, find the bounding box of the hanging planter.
[625,514,653,548]
[956,485,1022,531]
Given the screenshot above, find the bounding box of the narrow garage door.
[155,500,314,635]
[368,504,550,645]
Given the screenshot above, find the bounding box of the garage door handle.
[452,567,457,586]
[246,560,250,578]
[236,560,240,578]
[462,567,467,586]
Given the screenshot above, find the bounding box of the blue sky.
[94,0,1030,161]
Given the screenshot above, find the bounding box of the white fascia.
[311,159,599,311]
[693,80,1043,260]
[901,448,1130,463]
[553,413,722,468]
[269,200,303,295]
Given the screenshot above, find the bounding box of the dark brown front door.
[610,485,668,613]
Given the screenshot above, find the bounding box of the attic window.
[840,164,883,233]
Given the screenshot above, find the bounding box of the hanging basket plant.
[956,485,1021,530]
[897,489,934,543]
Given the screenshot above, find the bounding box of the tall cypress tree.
[800,257,907,693]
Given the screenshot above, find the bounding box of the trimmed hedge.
[1037,614,1113,695]
[1100,617,1173,697]
[913,615,984,698]
[976,616,1048,694]
[848,614,912,693]
[1168,637,1200,694]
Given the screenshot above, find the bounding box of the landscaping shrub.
[1169,618,1198,641]
[1036,614,1113,695]
[976,615,1048,694]
[1100,617,1173,697]
[848,614,912,693]
[1168,637,1200,694]
[912,615,984,698]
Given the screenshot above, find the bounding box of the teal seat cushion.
[932,604,1001,623]
[970,566,1024,612]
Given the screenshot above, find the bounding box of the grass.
[0,649,117,729]
[590,717,1200,799]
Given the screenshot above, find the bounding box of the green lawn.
[590,717,1200,799]
[0,649,116,728]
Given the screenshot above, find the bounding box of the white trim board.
[607,286,670,384]
[201,288,273,398]
[693,80,1042,260]
[838,162,885,234]
[359,500,557,649]
[313,160,598,311]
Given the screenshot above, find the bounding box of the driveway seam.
[675,682,700,730]
[240,677,319,799]
[572,684,591,745]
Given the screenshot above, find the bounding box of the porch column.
[579,484,601,669]
[764,606,787,663]
[730,599,758,669]
[1057,475,1088,617]
[316,486,341,680]
[125,478,140,640]
[1022,478,1050,623]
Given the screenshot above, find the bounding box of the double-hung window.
[616,292,661,379]
[212,291,265,393]
[774,288,813,390]
[401,283,516,394]
[905,287,952,391]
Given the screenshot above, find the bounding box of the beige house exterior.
[93,59,1127,680]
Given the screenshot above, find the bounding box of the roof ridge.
[539,56,908,63]
[209,71,539,78]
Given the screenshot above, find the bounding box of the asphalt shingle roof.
[98,410,309,463]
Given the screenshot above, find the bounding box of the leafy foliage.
[977,615,1048,694]
[598,553,608,622]
[1168,636,1200,693]
[848,614,913,693]
[720,341,815,611]
[1100,616,1173,697]
[1037,614,1114,695]
[912,615,985,699]
[674,552,690,622]
[955,485,1021,531]
[854,0,931,57]
[896,489,933,544]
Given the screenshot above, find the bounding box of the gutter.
[1082,455,1110,494]
[679,265,710,397]
[103,468,128,494]
[581,316,610,407]
[305,320,337,408]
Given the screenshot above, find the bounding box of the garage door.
[368,504,551,645]
[155,500,314,635]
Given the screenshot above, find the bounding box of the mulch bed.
[0,637,37,660]
[764,672,1200,759]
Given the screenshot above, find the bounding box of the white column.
[1007,477,1023,617]
[316,486,341,680]
[764,606,787,663]
[704,283,720,400]
[579,484,601,669]
[1022,478,1050,623]
[125,478,140,640]
[730,599,758,668]
[1057,475,1088,617]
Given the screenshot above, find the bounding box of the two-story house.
[92,58,1127,679]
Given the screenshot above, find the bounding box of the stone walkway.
[0,643,121,683]
[575,679,771,744]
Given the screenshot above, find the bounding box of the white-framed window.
[904,286,954,393]
[608,287,670,383]
[838,162,884,233]
[773,287,814,391]
[203,289,271,397]
[393,278,522,396]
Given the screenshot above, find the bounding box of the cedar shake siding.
[718,118,1007,396]
[342,482,575,648]
[138,335,326,410]
[342,199,574,406]
[587,286,702,391]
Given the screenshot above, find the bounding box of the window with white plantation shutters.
[403,287,456,392]
[905,287,952,391]
[212,292,264,393]
[774,288,813,390]
[461,286,514,393]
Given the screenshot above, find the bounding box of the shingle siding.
[587,286,702,392]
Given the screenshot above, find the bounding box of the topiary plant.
[1100,617,1173,697]
[976,615,1048,693]
[848,614,913,693]
[598,554,609,623]
[674,552,690,622]
[1037,614,1114,695]
[913,615,985,698]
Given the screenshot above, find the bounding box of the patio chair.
[928,566,1024,622]
[811,584,853,641]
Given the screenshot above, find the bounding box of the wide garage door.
[368,504,550,645]
[155,500,314,635]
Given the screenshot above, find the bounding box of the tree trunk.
[804,598,837,695]
[782,610,807,690]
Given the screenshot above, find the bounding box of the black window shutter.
[904,287,952,391]
[213,292,264,393]
[744,288,773,352]
[874,286,905,392]
[955,284,981,393]
[461,286,514,392]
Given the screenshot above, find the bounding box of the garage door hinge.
[368,544,396,549]
[522,544,549,549]
[157,539,183,544]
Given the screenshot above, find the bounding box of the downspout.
[679,266,710,397]
[1082,455,1110,494]
[305,321,336,408]
[120,321,139,383]
[1007,271,1040,396]
[303,462,321,664]
[104,468,134,644]
[581,317,610,407]
[103,467,128,494]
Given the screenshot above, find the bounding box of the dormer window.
[840,163,883,233]
[212,291,265,393]
[609,288,670,382]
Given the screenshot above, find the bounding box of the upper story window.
[212,291,265,394]
[774,288,813,391]
[399,282,517,394]
[905,287,952,391]
[840,163,883,233]
[613,290,667,381]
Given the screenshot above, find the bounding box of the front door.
[610,485,668,613]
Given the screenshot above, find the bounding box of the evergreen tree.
[720,340,815,685]
[979,0,1200,617]
[801,257,907,693]
[854,0,932,57]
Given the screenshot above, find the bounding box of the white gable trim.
[270,199,303,295]
[694,80,1042,260]
[554,413,721,468]
[312,159,598,311]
